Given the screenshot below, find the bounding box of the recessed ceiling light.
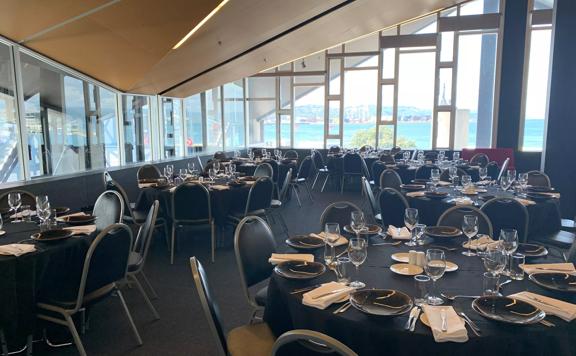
[173,0,230,50]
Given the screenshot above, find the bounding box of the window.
[162,98,184,158]
[205,88,223,152]
[0,42,21,183]
[294,85,324,148]
[246,77,276,147]
[343,69,378,148]
[223,81,245,149]
[20,52,121,177]
[122,95,152,164]
[184,94,204,155]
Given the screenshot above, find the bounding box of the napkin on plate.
[211,185,230,191]
[268,253,314,265]
[59,211,88,219]
[10,209,37,219]
[453,197,473,206]
[387,226,411,240]
[310,232,348,247]
[421,305,468,343]
[515,197,536,206]
[0,244,36,256]
[437,181,452,187]
[138,182,157,189]
[302,282,355,310]
[406,191,426,198]
[462,235,498,250]
[520,262,576,274]
[63,225,97,235]
[509,291,576,322]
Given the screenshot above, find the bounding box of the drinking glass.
[163,167,171,182]
[348,238,367,288]
[37,202,51,226]
[213,161,221,173]
[36,195,49,212]
[403,151,411,163]
[8,192,22,223]
[187,161,196,174]
[461,175,472,189]
[414,223,426,245]
[499,228,518,276]
[479,167,488,181]
[229,163,236,177]
[262,148,267,158]
[335,257,352,284]
[324,223,341,267]
[166,164,174,176]
[453,152,460,162]
[350,211,366,238]
[507,169,517,183]
[510,253,525,280]
[424,249,446,305]
[483,272,500,296]
[438,151,446,162]
[483,244,506,284]
[404,208,419,246]
[248,150,255,161]
[462,215,479,256]
[414,275,431,306]
[500,175,511,191]
[179,168,188,180]
[517,173,528,192]
[430,169,440,185]
[208,168,217,182]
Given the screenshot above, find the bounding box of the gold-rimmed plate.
[285,235,325,250]
[274,261,326,280]
[343,224,382,235]
[529,272,576,293]
[350,289,413,317]
[391,252,410,263]
[31,229,73,242]
[517,243,548,258]
[472,296,546,324]
[390,263,423,276]
[425,226,462,238]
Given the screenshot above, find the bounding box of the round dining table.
[264,234,576,356]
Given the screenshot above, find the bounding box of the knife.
[405,307,418,330]
[441,309,448,332]
[410,307,421,332]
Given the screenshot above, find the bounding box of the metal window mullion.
[290,75,294,148]
[432,15,441,149]
[339,58,344,147]
[376,39,383,148]
[116,93,125,165]
[11,46,29,180]
[151,95,161,161]
[392,25,400,147]
[275,77,280,148]
[220,86,225,151]
[178,98,185,156]
[449,31,459,150]
[243,78,248,150]
[323,50,329,148]
[518,0,535,151]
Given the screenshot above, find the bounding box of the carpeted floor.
[31,184,366,356]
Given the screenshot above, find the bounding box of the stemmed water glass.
[453,151,460,162]
[163,167,172,183]
[8,192,21,223]
[430,169,440,187]
[499,229,518,276]
[479,167,488,181]
[414,223,426,245]
[424,249,446,305]
[462,215,479,256]
[518,173,528,193]
[500,175,511,192]
[404,208,419,246]
[324,223,340,267]
[229,163,236,178]
[213,161,221,173]
[461,175,472,189]
[403,151,411,164]
[449,166,458,186]
[483,245,507,295]
[208,168,217,182]
[507,169,517,184]
[248,149,255,161]
[348,238,367,288]
[187,162,196,176]
[37,201,51,227]
[350,211,366,238]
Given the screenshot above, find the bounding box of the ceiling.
[0,0,466,98]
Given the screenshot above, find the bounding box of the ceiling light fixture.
[173,0,230,50]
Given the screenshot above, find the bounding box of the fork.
[441,293,480,301]
[539,319,556,327]
[372,241,402,246]
[333,302,352,314]
[457,312,481,336]
[428,245,458,252]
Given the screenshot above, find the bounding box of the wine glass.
[36,195,49,211]
[449,166,458,186]
[8,192,22,223]
[348,238,367,288]
[414,223,426,245]
[208,168,217,182]
[179,168,188,180]
[499,229,518,276]
[163,166,171,183]
[187,162,196,175]
[500,175,511,192]
[430,169,440,186]
[350,211,366,238]
[229,163,236,177]
[462,215,479,256]
[424,249,446,305]
[483,245,507,277]
[479,167,488,181]
[461,175,472,189]
[37,201,51,227]
[518,173,528,193]
[166,164,174,176]
[507,169,517,184]
[438,150,446,162]
[324,223,340,267]
[403,151,410,163]
[453,151,460,162]
[213,161,221,173]
[404,208,419,246]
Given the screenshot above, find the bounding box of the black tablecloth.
[0,222,92,341]
[404,186,562,238]
[265,234,576,356]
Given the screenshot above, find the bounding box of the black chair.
[266,159,280,197]
[190,257,276,356]
[170,183,215,264]
[496,158,510,181]
[254,162,273,178]
[415,164,440,180]
[341,153,364,194]
[437,206,493,237]
[0,189,36,212]
[379,169,402,191]
[371,161,387,187]
[270,169,292,236]
[439,167,467,182]
[213,151,227,160]
[228,177,274,224]
[481,197,529,243]
[424,151,438,161]
[126,200,160,320]
[526,170,551,188]
[311,149,330,190]
[290,156,314,206]
[391,146,402,156]
[137,164,162,181]
[284,150,299,160]
[470,153,490,167]
[37,224,141,356]
[359,144,373,153]
[234,216,277,320]
[361,177,381,224]
[271,330,357,356]
[485,161,499,180]
[319,201,362,229]
[328,145,341,154]
[93,190,124,231]
[379,153,395,165]
[379,188,409,227]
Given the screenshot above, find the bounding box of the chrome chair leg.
[139,271,159,299]
[116,289,143,346]
[311,172,320,190]
[304,181,314,202]
[293,186,302,207]
[321,174,330,192]
[129,275,160,320]
[63,314,87,356]
[1,330,8,356]
[170,225,176,265]
[340,176,345,194]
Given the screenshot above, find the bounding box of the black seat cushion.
[131,209,148,224]
[254,285,268,307]
[127,251,144,272]
[530,230,575,248]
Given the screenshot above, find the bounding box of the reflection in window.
[122,95,151,164]
[0,42,21,182]
[294,85,324,149]
[162,98,183,158]
[205,88,223,152]
[247,77,276,147]
[184,94,204,155]
[223,81,245,149]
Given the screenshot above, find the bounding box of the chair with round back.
[415,164,440,180]
[137,164,162,181]
[234,216,277,320]
[437,206,493,237]
[361,177,381,224]
[228,177,274,224]
[265,159,280,196]
[213,151,227,160]
[190,256,276,356]
[470,153,490,167]
[320,201,362,229]
[254,162,273,178]
[93,190,124,231]
[378,188,409,227]
[371,161,387,187]
[379,153,395,165]
[271,329,358,356]
[270,169,292,235]
[481,197,529,243]
[311,150,330,191]
[328,145,341,154]
[0,189,36,212]
[37,224,141,356]
[341,153,364,194]
[170,183,214,264]
[379,169,402,191]
[526,170,551,188]
[486,161,499,180]
[290,156,314,206]
[439,167,467,182]
[424,151,438,161]
[359,145,373,153]
[284,150,299,160]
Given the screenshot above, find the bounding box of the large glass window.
[0,42,21,183]
[162,98,184,158]
[223,81,245,149]
[205,87,223,152]
[294,85,324,148]
[343,68,378,148]
[20,52,121,177]
[184,94,204,155]
[246,77,276,147]
[122,95,151,164]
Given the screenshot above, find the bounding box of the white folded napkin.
[10,209,36,219]
[515,197,536,206]
[509,291,576,322]
[387,225,411,240]
[454,197,473,206]
[0,244,36,257]
[406,191,426,198]
[211,185,230,191]
[63,225,97,235]
[421,305,468,343]
[268,253,314,265]
[310,232,348,247]
[437,181,452,187]
[59,211,88,219]
[302,282,355,310]
[462,235,498,250]
[520,263,576,274]
[138,182,157,189]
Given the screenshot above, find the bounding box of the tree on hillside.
[350,126,416,148]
